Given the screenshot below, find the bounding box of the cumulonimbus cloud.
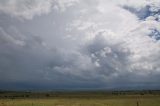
[0,0,160,90]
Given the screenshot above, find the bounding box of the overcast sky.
[0,0,160,90]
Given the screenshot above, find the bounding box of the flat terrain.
[0,91,160,106]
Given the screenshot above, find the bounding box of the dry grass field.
[0,91,160,106]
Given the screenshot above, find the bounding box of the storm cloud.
[0,0,160,90]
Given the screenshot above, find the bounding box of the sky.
[0,0,160,90]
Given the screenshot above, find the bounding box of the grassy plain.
[0,91,160,106]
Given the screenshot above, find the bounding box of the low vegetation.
[0,90,160,106]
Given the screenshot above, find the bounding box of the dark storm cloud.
[0,25,97,89]
[0,0,160,90]
[83,30,160,84]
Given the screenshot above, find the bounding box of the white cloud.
[66,0,160,82]
[53,0,79,12]
[105,0,160,9]
[0,0,53,20]
[0,0,79,20]
[0,0,160,89]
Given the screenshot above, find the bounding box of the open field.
[0,91,160,106]
[1,97,160,106]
